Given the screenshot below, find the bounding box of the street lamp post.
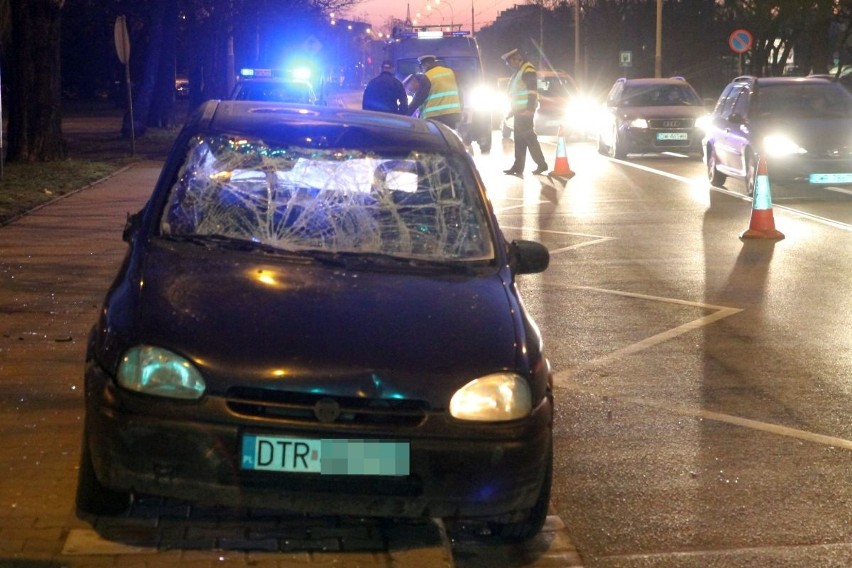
[435,0,454,26]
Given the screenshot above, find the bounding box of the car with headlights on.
[704,75,852,194]
[498,71,592,139]
[76,100,554,541]
[597,76,707,159]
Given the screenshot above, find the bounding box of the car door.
[713,85,751,176]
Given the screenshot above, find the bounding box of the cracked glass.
[159,135,495,262]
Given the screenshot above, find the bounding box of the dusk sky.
[344,0,520,33]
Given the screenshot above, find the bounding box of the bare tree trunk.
[6,0,65,163]
[149,0,179,128]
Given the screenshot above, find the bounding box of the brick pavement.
[0,156,582,567]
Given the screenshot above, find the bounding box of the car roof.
[187,100,465,154]
[619,77,693,87]
[736,75,835,86]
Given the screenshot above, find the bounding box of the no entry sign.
[729,29,753,54]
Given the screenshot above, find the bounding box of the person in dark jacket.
[362,61,409,115]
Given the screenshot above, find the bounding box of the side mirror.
[122,211,142,243]
[509,240,549,275]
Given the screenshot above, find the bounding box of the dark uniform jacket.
[362,71,409,115]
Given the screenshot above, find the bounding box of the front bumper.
[621,125,702,154]
[83,359,552,521]
[765,154,852,186]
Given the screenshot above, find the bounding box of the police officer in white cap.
[501,48,548,176]
[407,55,462,130]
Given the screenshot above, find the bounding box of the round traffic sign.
[729,29,753,54]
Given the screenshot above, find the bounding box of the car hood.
[131,241,524,402]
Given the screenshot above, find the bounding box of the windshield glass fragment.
[160,135,495,262]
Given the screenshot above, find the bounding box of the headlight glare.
[763,134,806,156]
[449,373,532,421]
[629,118,649,129]
[117,345,206,400]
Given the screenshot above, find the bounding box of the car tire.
[478,135,492,154]
[597,135,608,155]
[707,146,727,187]
[486,439,552,542]
[75,429,132,516]
[744,152,757,196]
[609,127,626,159]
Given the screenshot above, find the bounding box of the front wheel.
[609,127,626,159]
[597,134,608,155]
[744,152,758,196]
[707,146,727,187]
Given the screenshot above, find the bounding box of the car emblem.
[662,120,679,128]
[313,398,341,423]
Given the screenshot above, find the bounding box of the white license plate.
[809,173,852,184]
[241,435,410,476]
[656,132,688,141]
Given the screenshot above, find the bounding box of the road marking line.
[501,227,616,253]
[610,158,852,231]
[826,185,852,196]
[551,285,852,451]
[600,541,852,562]
[555,379,852,451]
[561,285,742,366]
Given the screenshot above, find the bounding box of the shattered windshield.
[159,134,495,262]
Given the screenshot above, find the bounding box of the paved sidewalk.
[0,162,582,567]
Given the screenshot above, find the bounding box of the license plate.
[809,173,852,184]
[241,435,410,476]
[656,132,688,141]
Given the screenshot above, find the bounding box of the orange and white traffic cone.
[549,127,576,179]
[741,157,784,240]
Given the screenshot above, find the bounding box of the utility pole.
[574,0,581,83]
[655,0,662,77]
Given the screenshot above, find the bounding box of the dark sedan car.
[77,100,553,541]
[597,76,707,159]
[704,75,852,194]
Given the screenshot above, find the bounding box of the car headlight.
[469,85,507,113]
[449,373,532,421]
[568,96,603,133]
[117,345,206,400]
[629,117,649,129]
[763,134,807,156]
[695,114,712,132]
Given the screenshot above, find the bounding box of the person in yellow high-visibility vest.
[501,48,548,176]
[408,55,462,130]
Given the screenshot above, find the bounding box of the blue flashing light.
[292,67,312,81]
